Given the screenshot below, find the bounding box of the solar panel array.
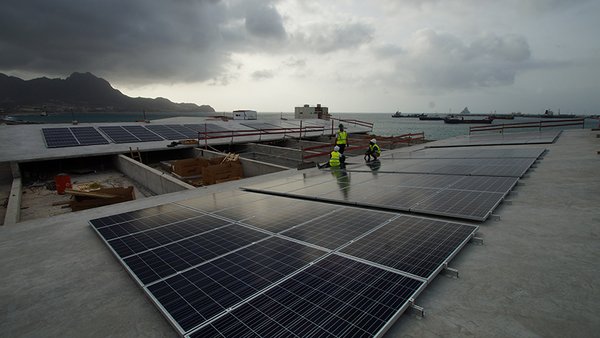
[90,191,478,337]
[42,127,109,148]
[425,130,560,148]
[244,171,519,221]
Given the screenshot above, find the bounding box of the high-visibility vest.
[369,143,381,155]
[336,131,347,145]
[329,151,341,166]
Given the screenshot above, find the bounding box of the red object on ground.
[55,174,72,195]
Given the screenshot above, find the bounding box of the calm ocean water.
[5,111,597,141]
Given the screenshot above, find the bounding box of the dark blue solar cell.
[98,126,140,143]
[148,237,327,331]
[42,128,79,148]
[122,125,163,141]
[188,254,424,338]
[70,127,109,145]
[340,215,477,279]
[124,225,269,285]
[145,125,186,140]
[108,215,232,258]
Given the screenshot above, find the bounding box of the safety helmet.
[370,138,376,143]
[334,146,340,151]
[338,124,344,129]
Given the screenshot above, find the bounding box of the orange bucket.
[55,174,72,195]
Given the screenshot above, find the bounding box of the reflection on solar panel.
[98,126,140,143]
[145,124,188,140]
[165,124,199,138]
[426,130,560,148]
[42,127,109,148]
[281,208,397,249]
[149,237,327,333]
[241,122,281,130]
[125,224,269,285]
[122,125,163,141]
[188,254,424,338]
[386,147,545,159]
[411,189,504,221]
[69,127,110,145]
[340,216,477,279]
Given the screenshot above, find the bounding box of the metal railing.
[469,118,585,134]
[300,132,424,161]
[197,124,326,149]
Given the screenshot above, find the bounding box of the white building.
[230,110,257,120]
[294,104,330,119]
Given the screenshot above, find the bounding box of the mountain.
[0,72,215,113]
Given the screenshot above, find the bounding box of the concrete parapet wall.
[114,155,194,194]
[3,177,22,225]
[193,148,288,177]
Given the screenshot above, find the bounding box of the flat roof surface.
[0,118,366,163]
[1,129,599,337]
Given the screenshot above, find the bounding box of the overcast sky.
[1,0,599,114]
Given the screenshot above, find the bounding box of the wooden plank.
[64,189,117,199]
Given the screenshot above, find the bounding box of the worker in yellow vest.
[364,138,381,162]
[318,145,345,169]
[335,124,348,154]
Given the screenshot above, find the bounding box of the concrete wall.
[113,155,194,194]
[3,177,22,225]
[193,148,288,177]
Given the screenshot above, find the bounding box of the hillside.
[0,72,215,113]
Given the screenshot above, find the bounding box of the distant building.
[294,104,330,119]
[231,110,257,120]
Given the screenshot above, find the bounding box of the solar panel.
[187,254,424,338]
[124,224,269,285]
[450,175,518,193]
[69,127,110,145]
[426,131,560,148]
[122,125,163,142]
[165,124,199,138]
[340,215,478,279]
[145,124,187,140]
[175,190,272,213]
[98,126,140,143]
[107,215,232,258]
[281,208,397,250]
[241,122,281,130]
[42,128,80,148]
[411,189,504,221]
[148,237,327,333]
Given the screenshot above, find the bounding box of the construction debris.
[68,186,135,211]
[169,155,243,187]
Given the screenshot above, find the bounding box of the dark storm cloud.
[0,0,288,83]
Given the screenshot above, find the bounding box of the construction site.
[1,115,597,338]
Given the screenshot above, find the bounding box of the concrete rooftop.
[0,129,599,337]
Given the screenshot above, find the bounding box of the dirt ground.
[19,170,149,222]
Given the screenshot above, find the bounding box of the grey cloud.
[0,0,287,83]
[251,69,275,80]
[399,29,532,91]
[292,22,374,53]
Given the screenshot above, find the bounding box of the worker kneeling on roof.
[364,138,381,162]
[318,145,345,169]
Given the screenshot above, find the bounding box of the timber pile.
[66,186,135,211]
[170,155,243,186]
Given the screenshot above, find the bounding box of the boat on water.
[392,111,424,118]
[443,115,493,124]
[419,114,444,121]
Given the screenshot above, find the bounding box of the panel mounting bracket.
[489,214,501,221]
[441,263,459,278]
[408,298,425,318]
[470,236,484,245]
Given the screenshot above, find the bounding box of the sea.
[3,111,598,141]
